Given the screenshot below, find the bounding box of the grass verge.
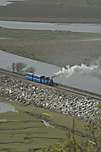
[0,96,91,152]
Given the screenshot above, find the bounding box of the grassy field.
[0,96,91,152]
[0,28,101,66]
[0,0,101,23]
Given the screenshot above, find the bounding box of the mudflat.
[0,29,101,66]
[0,0,101,23]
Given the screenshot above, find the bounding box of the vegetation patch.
[0,97,100,152]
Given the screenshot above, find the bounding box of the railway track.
[56,83,101,101]
[0,68,24,80]
[0,68,101,100]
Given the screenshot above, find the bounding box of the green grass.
[0,96,91,152]
[1,28,101,40]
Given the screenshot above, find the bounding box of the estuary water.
[0,50,101,95]
[0,0,24,6]
[0,20,101,33]
[0,102,16,113]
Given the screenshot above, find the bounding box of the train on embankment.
[25,73,54,86]
[25,72,101,100]
[0,68,101,100]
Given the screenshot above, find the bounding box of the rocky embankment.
[0,74,100,122]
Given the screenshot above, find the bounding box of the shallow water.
[0,102,17,113]
[0,20,101,33]
[0,50,101,95]
[55,73,101,95]
[0,50,59,76]
[0,0,24,6]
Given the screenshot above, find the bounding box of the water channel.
[0,101,16,113]
[0,0,24,6]
[0,20,101,33]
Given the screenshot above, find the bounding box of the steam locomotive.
[25,73,54,86]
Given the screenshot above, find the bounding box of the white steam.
[53,59,101,79]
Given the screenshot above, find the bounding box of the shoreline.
[0,17,101,24]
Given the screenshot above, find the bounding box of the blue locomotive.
[25,73,54,86]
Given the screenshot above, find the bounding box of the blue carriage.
[25,73,54,86]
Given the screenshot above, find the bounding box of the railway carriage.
[25,73,54,86]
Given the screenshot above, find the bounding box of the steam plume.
[53,59,101,79]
